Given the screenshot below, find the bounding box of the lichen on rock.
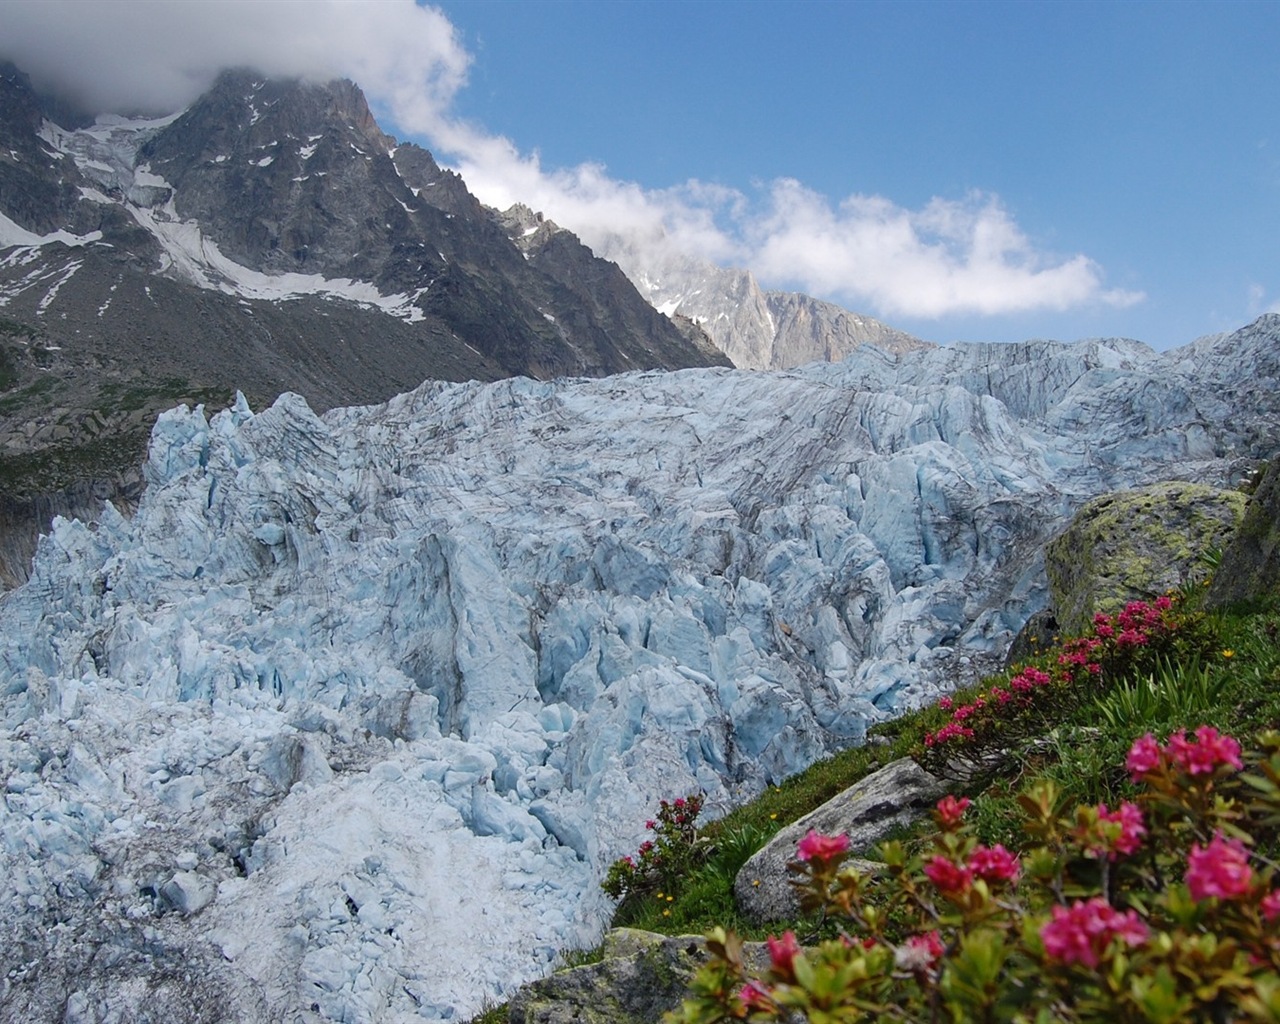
[1207,458,1280,609]
[1045,481,1247,635]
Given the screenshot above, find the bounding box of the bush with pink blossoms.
[602,793,705,905]
[916,596,1219,783]
[671,727,1280,1024]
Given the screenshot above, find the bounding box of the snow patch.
[0,210,103,250]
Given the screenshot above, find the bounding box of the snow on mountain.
[22,111,430,321]
[1,317,1278,1023]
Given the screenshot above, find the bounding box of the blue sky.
[428,0,1280,349]
[3,0,1277,350]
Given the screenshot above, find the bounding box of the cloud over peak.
[0,0,1142,323]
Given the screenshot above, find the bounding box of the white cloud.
[0,0,469,120]
[1247,283,1280,317]
[0,0,1142,322]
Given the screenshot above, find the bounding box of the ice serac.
[1,315,1278,1023]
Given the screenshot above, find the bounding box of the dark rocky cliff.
[0,64,728,586]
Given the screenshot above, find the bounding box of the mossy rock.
[506,929,768,1024]
[1046,481,1247,635]
[1207,459,1280,609]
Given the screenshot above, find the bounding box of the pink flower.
[766,931,801,980]
[738,979,774,1013]
[1040,897,1149,968]
[923,855,973,894]
[1167,726,1243,775]
[1086,802,1146,860]
[968,844,1021,884]
[795,829,850,863]
[1155,594,1173,611]
[1261,890,1280,922]
[645,819,656,830]
[938,696,954,711]
[934,795,971,829]
[1010,666,1052,693]
[1186,833,1253,901]
[894,930,945,972]
[1125,733,1162,780]
[1115,628,1147,647]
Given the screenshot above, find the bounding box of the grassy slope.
[604,592,1280,942]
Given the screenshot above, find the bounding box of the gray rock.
[159,870,215,916]
[1207,459,1280,609]
[507,928,770,1024]
[733,758,947,923]
[1045,481,1247,635]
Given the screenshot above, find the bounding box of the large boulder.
[1207,460,1280,609]
[506,929,771,1024]
[732,758,947,923]
[1045,481,1247,635]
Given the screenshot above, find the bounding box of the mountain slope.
[591,233,930,368]
[0,64,728,584]
[0,315,1276,1024]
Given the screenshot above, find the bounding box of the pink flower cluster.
[925,667,1055,749]
[796,829,851,863]
[1009,665,1053,693]
[657,794,703,828]
[1040,897,1149,968]
[924,694,991,747]
[1056,635,1104,673]
[934,795,971,830]
[1075,802,1147,861]
[1126,726,1244,781]
[739,979,774,1013]
[924,596,1183,753]
[1263,889,1280,922]
[1186,833,1254,902]
[894,930,945,972]
[924,843,1020,894]
[767,930,801,981]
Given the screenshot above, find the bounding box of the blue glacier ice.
[0,316,1277,1022]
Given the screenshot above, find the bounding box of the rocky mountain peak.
[496,202,565,252]
[0,62,729,588]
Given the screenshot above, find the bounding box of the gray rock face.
[590,237,929,369]
[1207,458,1280,609]
[733,758,948,923]
[1045,481,1247,634]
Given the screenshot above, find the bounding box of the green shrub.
[673,728,1280,1024]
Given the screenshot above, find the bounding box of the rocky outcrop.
[733,759,947,923]
[507,929,771,1024]
[1045,482,1247,635]
[1207,459,1280,609]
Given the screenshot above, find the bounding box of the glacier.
[1,317,1278,1023]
